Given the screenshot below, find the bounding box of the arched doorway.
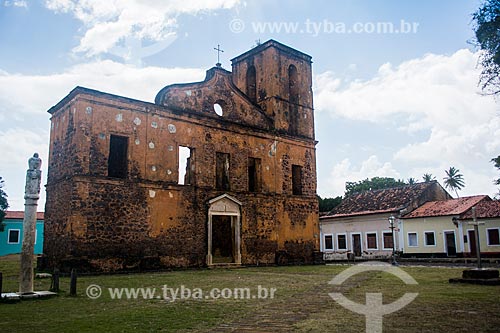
[207,194,242,265]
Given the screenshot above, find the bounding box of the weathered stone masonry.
[44,40,319,272]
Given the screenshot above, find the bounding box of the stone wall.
[44,40,320,272]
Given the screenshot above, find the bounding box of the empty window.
[216,152,230,190]
[288,64,299,135]
[214,103,223,116]
[178,146,194,185]
[383,232,394,249]
[108,135,128,178]
[337,234,347,250]
[424,231,436,246]
[487,228,500,246]
[288,64,299,104]
[246,65,257,103]
[324,235,334,251]
[248,157,261,192]
[366,233,378,250]
[408,232,418,247]
[292,165,302,195]
[8,229,20,244]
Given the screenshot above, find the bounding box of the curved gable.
[155,67,272,130]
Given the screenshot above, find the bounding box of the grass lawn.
[1,255,499,332]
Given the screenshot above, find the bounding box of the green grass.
[1,255,499,332]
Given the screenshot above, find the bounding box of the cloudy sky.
[0,0,498,211]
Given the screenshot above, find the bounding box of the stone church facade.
[44,40,319,272]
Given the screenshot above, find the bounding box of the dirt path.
[208,273,370,332]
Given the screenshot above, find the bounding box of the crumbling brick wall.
[44,40,319,272]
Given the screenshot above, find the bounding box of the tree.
[407,177,417,185]
[422,173,436,182]
[317,195,342,213]
[345,177,407,197]
[443,167,465,198]
[492,155,500,185]
[0,177,8,230]
[492,156,500,198]
[472,0,500,95]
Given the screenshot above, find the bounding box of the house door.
[352,234,362,257]
[211,215,234,263]
[468,230,477,256]
[445,232,457,257]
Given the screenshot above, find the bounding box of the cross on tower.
[214,44,224,67]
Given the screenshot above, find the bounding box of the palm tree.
[443,167,465,197]
[407,178,417,185]
[422,173,436,182]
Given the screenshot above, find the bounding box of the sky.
[0,0,499,211]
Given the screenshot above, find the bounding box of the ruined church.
[44,40,319,272]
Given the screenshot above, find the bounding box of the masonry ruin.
[44,40,319,272]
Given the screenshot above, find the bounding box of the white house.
[320,181,451,261]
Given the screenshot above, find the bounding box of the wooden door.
[352,234,362,257]
[468,230,477,256]
[445,232,457,257]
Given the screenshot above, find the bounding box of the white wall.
[320,212,400,259]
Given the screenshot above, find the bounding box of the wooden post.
[19,153,42,294]
[50,268,60,292]
[70,269,77,296]
[472,207,482,269]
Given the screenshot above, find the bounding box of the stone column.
[19,153,42,294]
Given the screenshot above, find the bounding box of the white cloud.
[44,0,240,57]
[321,155,401,197]
[315,49,494,130]
[0,128,48,167]
[0,60,205,116]
[0,128,48,211]
[4,0,28,8]
[0,61,206,210]
[315,49,500,199]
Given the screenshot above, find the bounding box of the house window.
[248,157,262,192]
[8,229,20,244]
[246,65,257,103]
[108,135,128,178]
[179,146,194,185]
[337,234,347,250]
[383,232,394,249]
[216,152,230,190]
[366,233,378,250]
[324,235,334,251]
[292,165,302,195]
[424,231,436,246]
[408,232,418,247]
[487,228,500,246]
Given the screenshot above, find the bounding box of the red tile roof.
[460,199,500,219]
[403,195,489,219]
[5,211,44,220]
[321,181,450,219]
